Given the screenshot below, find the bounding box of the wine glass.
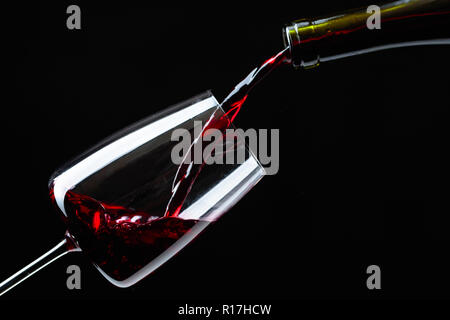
[0,91,265,295]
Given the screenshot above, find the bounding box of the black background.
[3,0,450,302]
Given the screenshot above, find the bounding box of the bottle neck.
[283,0,450,69]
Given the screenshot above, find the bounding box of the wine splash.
[63,190,207,282]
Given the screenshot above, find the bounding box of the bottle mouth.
[282,21,321,69]
[281,26,294,65]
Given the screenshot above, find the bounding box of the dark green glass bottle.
[283,0,450,68]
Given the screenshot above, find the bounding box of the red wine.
[58,189,208,284]
[164,47,290,217]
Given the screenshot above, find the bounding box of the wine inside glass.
[0,91,265,294]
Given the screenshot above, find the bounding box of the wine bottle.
[283,0,450,68]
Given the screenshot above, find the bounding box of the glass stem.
[0,238,80,296]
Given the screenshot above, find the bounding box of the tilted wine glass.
[0,91,265,295]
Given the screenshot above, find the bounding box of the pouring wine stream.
[164,47,290,218]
